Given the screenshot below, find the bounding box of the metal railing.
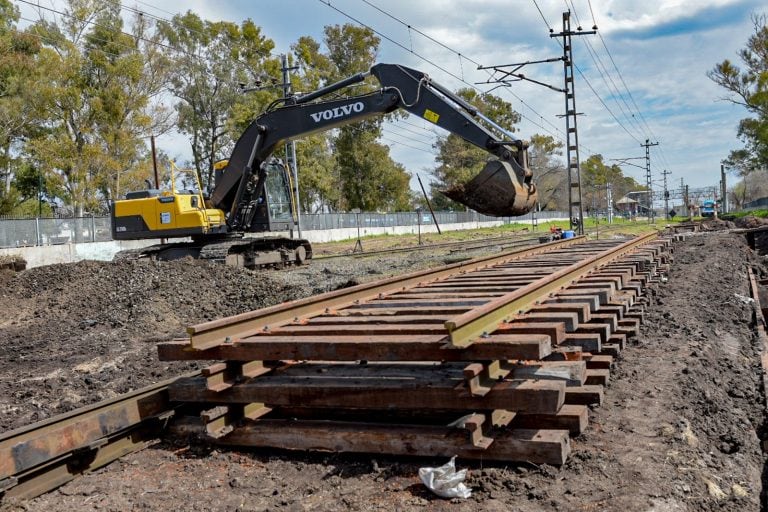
[0,216,112,248]
[0,210,568,249]
[743,197,768,211]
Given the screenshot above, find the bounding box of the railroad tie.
[158,234,673,465]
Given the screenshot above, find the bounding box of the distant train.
[701,199,717,218]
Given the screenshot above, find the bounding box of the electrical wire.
[322,0,571,145]
[17,0,200,60]
[380,134,435,154]
[381,129,434,151]
[531,0,554,31]
[388,120,436,145]
[571,0,675,172]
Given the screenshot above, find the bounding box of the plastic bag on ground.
[418,456,472,499]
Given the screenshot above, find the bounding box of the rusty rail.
[0,372,195,502]
[160,233,671,465]
[0,232,673,502]
[446,232,659,346]
[186,236,586,349]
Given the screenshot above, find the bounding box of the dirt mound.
[0,259,298,431]
[734,215,768,229]
[699,217,736,230]
[0,244,499,432]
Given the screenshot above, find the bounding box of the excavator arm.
[213,63,538,230]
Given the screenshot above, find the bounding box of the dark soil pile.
[0,259,296,431]
[734,216,768,229]
[700,217,736,230]
[4,232,768,512]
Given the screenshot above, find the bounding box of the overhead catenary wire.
[541,1,666,170]
[18,0,276,92]
[381,133,434,154]
[567,0,675,172]
[388,120,437,146]
[115,1,273,59]
[356,0,615,158]
[533,0,671,167]
[322,0,577,149]
[17,0,202,61]
[379,135,435,155]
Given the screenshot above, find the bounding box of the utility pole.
[479,12,594,234]
[640,139,659,222]
[150,135,160,188]
[606,184,613,224]
[661,169,671,220]
[679,177,685,216]
[281,54,302,238]
[720,164,727,214]
[551,12,596,235]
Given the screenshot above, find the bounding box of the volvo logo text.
[310,102,364,123]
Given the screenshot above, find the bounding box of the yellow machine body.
[111,168,227,240]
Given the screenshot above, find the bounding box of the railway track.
[1,232,672,503]
[159,232,670,464]
[0,373,195,501]
[312,222,646,261]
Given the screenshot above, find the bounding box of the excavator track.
[199,236,312,268]
[114,236,312,269]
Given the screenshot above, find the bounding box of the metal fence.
[0,216,113,248]
[0,210,568,249]
[743,197,768,210]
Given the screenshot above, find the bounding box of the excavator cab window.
[263,160,293,222]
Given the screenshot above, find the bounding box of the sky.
[17,0,767,200]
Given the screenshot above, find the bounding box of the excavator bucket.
[442,160,538,217]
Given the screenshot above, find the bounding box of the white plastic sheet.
[418,456,472,499]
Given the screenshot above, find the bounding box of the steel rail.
[445,231,658,346]
[311,222,649,261]
[312,233,544,260]
[0,372,196,502]
[186,236,587,350]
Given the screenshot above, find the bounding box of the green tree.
[158,12,277,190]
[0,0,45,214]
[335,125,411,211]
[27,0,171,214]
[430,88,521,210]
[290,37,339,212]
[294,133,339,213]
[528,134,566,210]
[292,24,411,212]
[709,14,768,184]
[581,154,643,214]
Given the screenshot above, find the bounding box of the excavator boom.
[112,62,538,270]
[213,63,537,229]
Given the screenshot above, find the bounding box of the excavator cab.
[215,158,298,234]
[263,160,295,224]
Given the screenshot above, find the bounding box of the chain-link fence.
[0,210,567,249]
[743,197,768,210]
[0,217,112,248]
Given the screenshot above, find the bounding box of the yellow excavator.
[111,63,538,268]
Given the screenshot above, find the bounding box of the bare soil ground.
[2,229,768,511]
[0,241,506,432]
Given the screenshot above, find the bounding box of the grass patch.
[721,209,768,221]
